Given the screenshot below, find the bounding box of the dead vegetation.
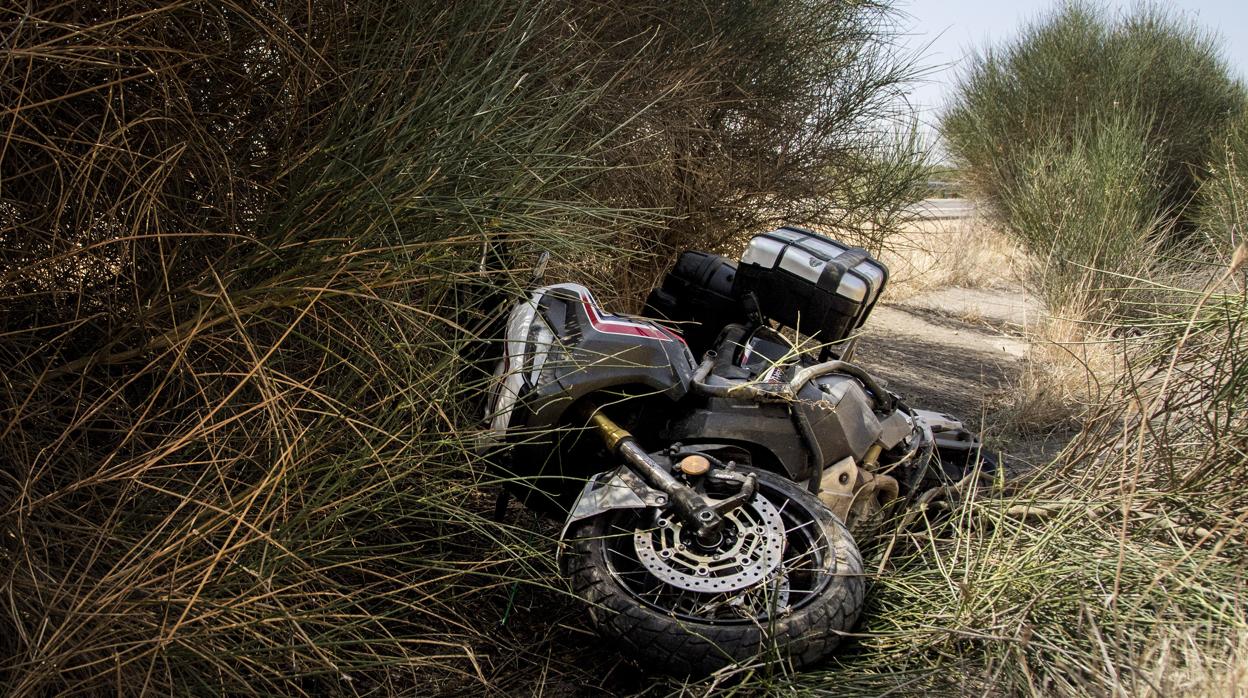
[0,1,926,694]
[880,215,1025,300]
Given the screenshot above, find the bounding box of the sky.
[899,0,1248,145]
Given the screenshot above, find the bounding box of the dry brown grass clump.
[874,217,1100,439]
[0,1,928,694]
[880,216,1025,300]
[989,313,1124,440]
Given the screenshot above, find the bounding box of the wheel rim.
[633,495,786,594]
[600,476,835,624]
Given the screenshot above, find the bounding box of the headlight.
[526,316,555,385]
[505,299,537,379]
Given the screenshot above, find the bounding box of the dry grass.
[0,1,930,694]
[879,215,1025,301]
[1139,630,1248,697]
[6,1,1243,694]
[873,216,1103,439]
[989,313,1125,440]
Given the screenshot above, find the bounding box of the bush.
[1198,117,1248,256]
[0,0,922,693]
[943,2,1245,255]
[539,0,927,296]
[998,114,1166,314]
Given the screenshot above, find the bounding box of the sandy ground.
[852,217,1076,470]
[855,290,1034,421]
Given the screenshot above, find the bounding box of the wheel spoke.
[572,469,865,672]
[596,479,836,622]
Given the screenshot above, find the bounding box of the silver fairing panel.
[483,283,696,448]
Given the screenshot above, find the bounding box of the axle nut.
[679,454,710,476]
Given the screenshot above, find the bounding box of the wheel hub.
[633,495,785,593]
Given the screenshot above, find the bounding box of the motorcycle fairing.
[559,466,667,544]
[485,282,697,444]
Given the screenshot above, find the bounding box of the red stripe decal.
[581,295,684,344]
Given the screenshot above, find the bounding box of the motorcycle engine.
[721,325,888,464]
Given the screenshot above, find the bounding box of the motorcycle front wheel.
[566,467,864,675]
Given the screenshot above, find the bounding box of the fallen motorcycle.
[480,226,988,674]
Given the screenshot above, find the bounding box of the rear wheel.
[566,467,864,675]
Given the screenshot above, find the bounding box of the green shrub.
[998,114,1166,314]
[943,2,1245,239]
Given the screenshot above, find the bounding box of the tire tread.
[565,468,866,675]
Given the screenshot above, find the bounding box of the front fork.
[566,401,756,546]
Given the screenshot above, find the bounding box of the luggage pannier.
[733,226,888,346]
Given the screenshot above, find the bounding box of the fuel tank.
[483,283,697,511]
[486,282,696,439]
[664,325,883,482]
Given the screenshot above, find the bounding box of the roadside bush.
[0,0,922,693]
[943,2,1245,265]
[998,114,1166,315]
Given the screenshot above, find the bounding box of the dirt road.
[854,246,1073,468]
[855,286,1037,423]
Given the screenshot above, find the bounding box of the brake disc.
[633,495,786,594]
